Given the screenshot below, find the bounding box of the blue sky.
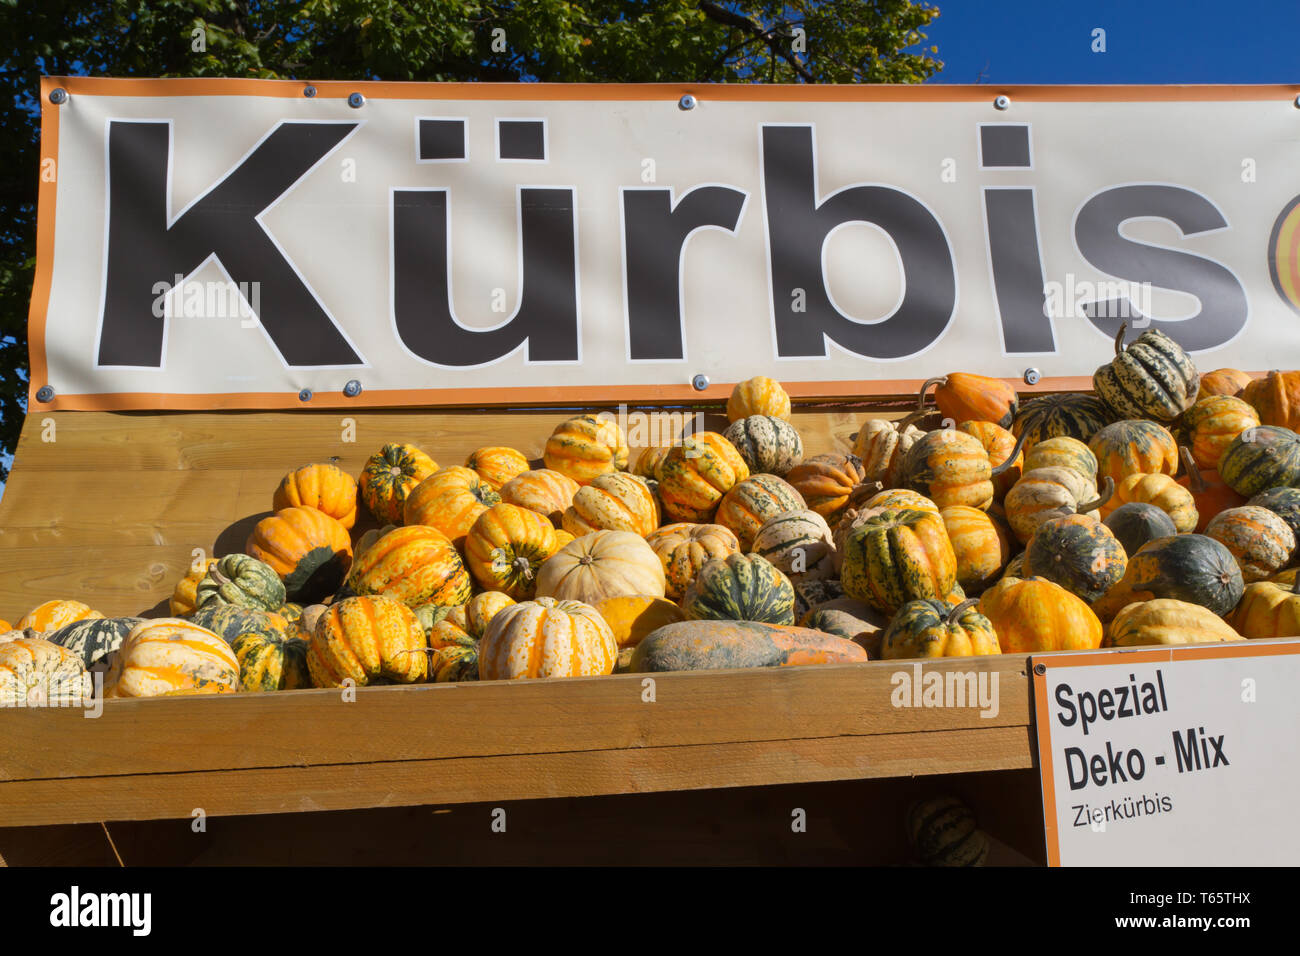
[923,0,1300,84]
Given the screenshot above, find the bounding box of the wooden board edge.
[0,725,1035,827]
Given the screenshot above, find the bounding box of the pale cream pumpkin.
[479,597,618,679]
[499,468,580,526]
[750,509,834,581]
[105,619,241,698]
[562,472,660,537]
[536,530,666,604]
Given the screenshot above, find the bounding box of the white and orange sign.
[28,77,1300,410]
[1032,640,1300,866]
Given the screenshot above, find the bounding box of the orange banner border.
[1030,638,1300,867]
[29,77,1299,412]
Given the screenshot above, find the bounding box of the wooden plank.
[5,407,878,472]
[0,725,1033,826]
[0,469,280,548]
[0,657,1030,783]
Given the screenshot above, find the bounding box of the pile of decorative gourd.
[4,324,1300,704]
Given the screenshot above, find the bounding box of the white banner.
[29,78,1300,410]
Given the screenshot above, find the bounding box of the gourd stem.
[1113,322,1129,356]
[1076,476,1115,515]
[1179,446,1206,493]
[918,377,947,415]
[989,429,1029,477]
[513,556,534,581]
[847,480,884,508]
[1291,572,1300,596]
[946,597,980,625]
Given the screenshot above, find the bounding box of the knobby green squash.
[630,620,866,671]
[722,415,804,476]
[840,508,958,614]
[880,598,1000,659]
[1024,511,1127,604]
[1093,323,1200,422]
[194,554,286,613]
[1218,425,1300,497]
[682,553,795,625]
[1011,393,1113,449]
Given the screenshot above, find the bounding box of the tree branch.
[696,1,813,81]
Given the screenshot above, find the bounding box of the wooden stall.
[0,402,1048,866]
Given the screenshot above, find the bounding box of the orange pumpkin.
[941,505,1010,596]
[1198,368,1253,398]
[464,503,562,599]
[1229,575,1300,638]
[1178,395,1259,471]
[645,522,741,601]
[1204,506,1296,582]
[1177,447,1245,532]
[344,525,472,608]
[727,375,791,422]
[958,420,1023,501]
[1102,474,1199,532]
[786,453,871,525]
[465,446,530,491]
[657,432,750,523]
[1242,370,1300,430]
[306,595,427,687]
[499,468,580,526]
[921,374,1018,429]
[543,415,629,485]
[899,427,1025,511]
[595,595,687,669]
[273,463,359,529]
[479,597,618,679]
[977,576,1103,652]
[562,472,660,537]
[403,466,501,548]
[170,558,217,616]
[714,474,806,551]
[359,443,439,525]
[632,445,672,480]
[1089,420,1178,486]
[246,506,354,603]
[18,600,104,633]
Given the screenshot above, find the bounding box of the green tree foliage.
[0,0,940,480]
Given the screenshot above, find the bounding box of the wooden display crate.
[0,403,1047,865]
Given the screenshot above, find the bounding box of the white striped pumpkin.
[479,597,617,679]
[751,509,834,581]
[0,638,91,706]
